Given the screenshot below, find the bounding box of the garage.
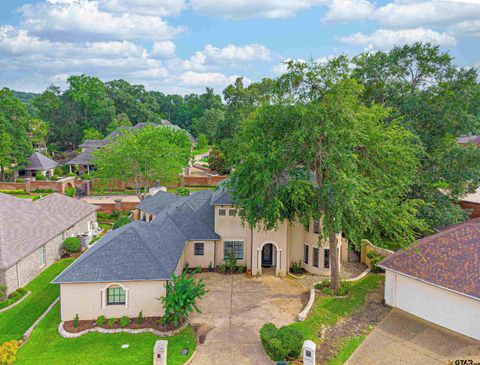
[379,218,480,341]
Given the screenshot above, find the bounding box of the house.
[52,188,348,321]
[66,121,196,175]
[20,151,58,179]
[0,193,98,294]
[379,219,480,340]
[457,135,480,146]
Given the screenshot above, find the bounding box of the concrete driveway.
[346,309,480,365]
[189,272,308,365]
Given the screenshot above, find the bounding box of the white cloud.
[323,0,375,22]
[179,71,238,86]
[338,27,457,49]
[190,0,325,19]
[18,0,184,42]
[203,44,271,62]
[100,0,186,17]
[271,58,306,75]
[449,19,480,36]
[151,41,176,58]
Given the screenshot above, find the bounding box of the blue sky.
[0,0,479,94]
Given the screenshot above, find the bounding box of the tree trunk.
[329,220,341,291]
[0,165,4,182]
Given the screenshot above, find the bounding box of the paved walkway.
[346,309,480,365]
[189,272,308,365]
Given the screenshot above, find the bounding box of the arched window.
[107,285,126,305]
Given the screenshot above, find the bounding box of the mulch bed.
[64,316,182,333]
[315,283,391,364]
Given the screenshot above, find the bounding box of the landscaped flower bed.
[63,316,184,333]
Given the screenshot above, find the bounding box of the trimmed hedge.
[113,216,130,230]
[259,323,303,361]
[64,237,81,253]
[35,174,46,181]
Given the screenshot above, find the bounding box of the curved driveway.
[189,272,308,365]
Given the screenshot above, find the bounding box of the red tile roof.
[379,218,480,300]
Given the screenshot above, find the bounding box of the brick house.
[0,193,98,294]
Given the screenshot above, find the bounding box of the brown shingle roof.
[379,218,480,300]
[0,193,98,269]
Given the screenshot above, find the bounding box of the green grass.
[16,305,197,365]
[199,157,209,163]
[287,275,382,341]
[0,259,74,343]
[326,335,366,365]
[99,223,112,230]
[192,147,209,156]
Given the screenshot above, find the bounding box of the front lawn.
[16,305,197,365]
[0,258,74,343]
[326,335,366,365]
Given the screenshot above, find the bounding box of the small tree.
[113,216,130,230]
[161,267,207,328]
[64,237,81,253]
[208,147,229,175]
[0,340,20,365]
[196,133,208,149]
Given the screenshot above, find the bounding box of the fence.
[0,177,86,195]
[360,240,395,269]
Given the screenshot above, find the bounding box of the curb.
[58,318,188,338]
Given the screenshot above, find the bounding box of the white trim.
[102,283,129,308]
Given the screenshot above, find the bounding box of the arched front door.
[262,243,273,267]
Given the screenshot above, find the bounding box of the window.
[39,246,46,266]
[219,209,226,216]
[313,220,320,234]
[313,247,319,268]
[304,244,309,264]
[224,240,243,259]
[228,209,236,217]
[324,248,330,269]
[194,242,204,256]
[107,287,126,305]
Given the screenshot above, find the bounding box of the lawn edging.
[298,288,315,321]
[23,297,60,342]
[58,318,189,339]
[0,291,31,313]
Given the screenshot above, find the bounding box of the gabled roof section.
[66,149,94,165]
[52,219,187,283]
[136,191,184,215]
[210,186,234,206]
[0,193,98,270]
[379,218,480,301]
[25,152,58,171]
[79,139,109,149]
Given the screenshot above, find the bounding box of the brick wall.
[460,201,480,219]
[0,212,96,294]
[95,201,138,214]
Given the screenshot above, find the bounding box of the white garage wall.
[385,270,480,341]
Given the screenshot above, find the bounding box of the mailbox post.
[153,340,168,365]
[303,340,316,365]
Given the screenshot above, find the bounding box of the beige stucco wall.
[183,240,216,268]
[59,280,166,321]
[1,212,96,294]
[214,206,248,267]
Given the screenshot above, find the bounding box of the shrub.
[65,187,76,197]
[54,167,63,176]
[208,262,213,271]
[97,211,108,220]
[218,263,226,273]
[51,175,60,181]
[81,173,91,180]
[113,216,130,230]
[367,251,385,273]
[0,189,25,195]
[137,311,143,325]
[237,266,244,273]
[67,172,77,177]
[335,281,351,297]
[321,287,334,296]
[120,316,131,327]
[225,250,237,273]
[35,174,46,181]
[96,315,106,326]
[32,188,54,193]
[15,178,24,183]
[0,286,6,300]
[107,317,116,327]
[73,314,79,328]
[0,340,20,365]
[176,187,190,197]
[64,237,81,253]
[260,323,303,361]
[290,261,302,274]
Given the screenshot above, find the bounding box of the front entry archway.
[262,243,274,267]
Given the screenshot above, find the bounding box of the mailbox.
[302,340,316,365]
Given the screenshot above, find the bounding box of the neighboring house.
[0,193,98,294]
[53,188,348,321]
[457,135,480,146]
[20,152,58,179]
[379,219,480,340]
[66,121,196,175]
[460,187,480,219]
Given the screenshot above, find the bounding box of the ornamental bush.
[113,216,130,230]
[120,316,130,327]
[260,323,303,361]
[65,187,76,198]
[73,314,79,328]
[54,167,63,176]
[136,311,143,325]
[35,174,46,181]
[0,340,20,365]
[107,317,116,327]
[64,237,81,253]
[96,315,106,326]
[175,187,190,197]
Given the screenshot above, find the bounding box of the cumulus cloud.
[179,71,242,86]
[18,0,184,42]
[338,27,457,49]
[190,0,326,19]
[100,0,186,17]
[323,0,375,22]
[151,41,176,58]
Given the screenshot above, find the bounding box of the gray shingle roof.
[0,193,98,269]
[79,139,109,149]
[136,191,183,215]
[66,149,94,165]
[52,218,187,283]
[211,186,234,205]
[25,152,58,171]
